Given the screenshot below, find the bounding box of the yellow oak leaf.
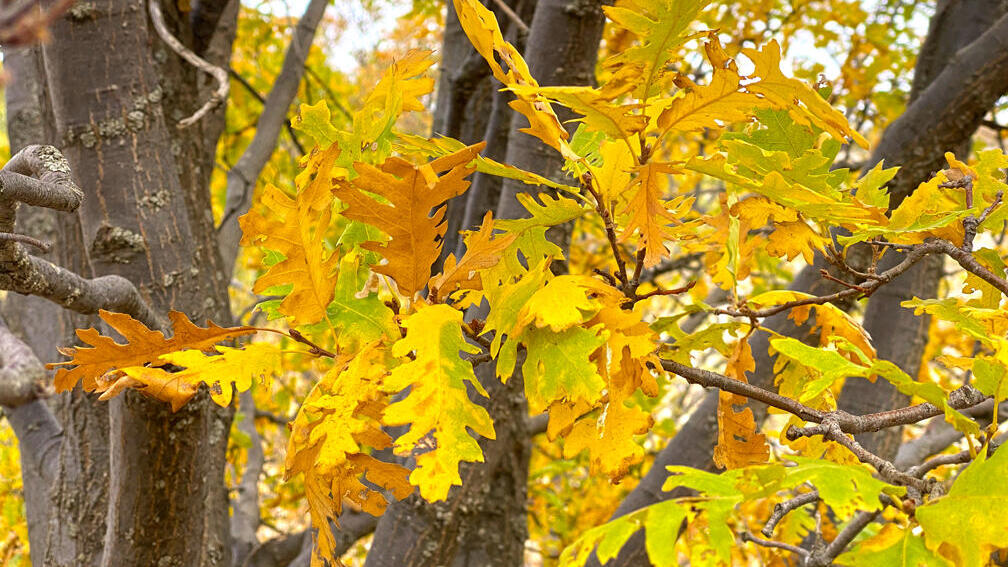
[943,151,979,180]
[102,343,281,411]
[563,398,653,481]
[240,182,339,325]
[382,304,495,501]
[594,140,636,203]
[765,220,826,264]
[588,305,660,399]
[355,49,435,147]
[744,40,868,148]
[284,349,413,563]
[50,310,255,393]
[545,398,594,440]
[619,162,692,268]
[602,0,709,99]
[516,275,624,333]
[712,340,770,469]
[428,212,517,302]
[453,0,576,159]
[657,66,765,135]
[515,84,647,139]
[334,143,485,296]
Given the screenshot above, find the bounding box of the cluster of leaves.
[50,0,1008,565]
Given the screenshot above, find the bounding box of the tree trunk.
[31,0,235,565]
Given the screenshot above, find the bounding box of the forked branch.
[0,145,164,329]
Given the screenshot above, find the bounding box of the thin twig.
[0,232,49,252]
[489,0,529,33]
[148,0,229,128]
[742,531,809,560]
[762,489,819,537]
[287,329,336,358]
[633,280,696,302]
[227,68,306,156]
[807,510,879,566]
[582,172,629,289]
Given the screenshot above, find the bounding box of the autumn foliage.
[49,0,1008,566]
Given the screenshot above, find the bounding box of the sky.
[248,0,412,72]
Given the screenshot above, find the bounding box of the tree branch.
[216,0,329,277]
[0,145,164,329]
[148,0,230,128]
[0,320,47,407]
[227,68,307,157]
[761,489,818,538]
[231,390,267,566]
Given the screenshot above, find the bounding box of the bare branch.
[216,0,329,276]
[662,358,992,491]
[0,146,165,328]
[741,531,809,561]
[0,231,49,252]
[662,359,826,424]
[713,243,935,319]
[147,0,229,128]
[231,391,267,565]
[489,0,529,34]
[807,510,879,567]
[762,489,818,538]
[0,321,46,407]
[227,67,307,156]
[816,419,931,491]
[906,448,974,478]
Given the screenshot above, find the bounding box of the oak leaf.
[712,340,769,469]
[51,310,255,393]
[453,0,575,159]
[619,162,692,268]
[744,40,869,148]
[104,343,281,411]
[240,182,339,325]
[382,304,495,501]
[428,212,517,302]
[334,143,485,296]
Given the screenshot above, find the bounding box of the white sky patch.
[244,0,412,73]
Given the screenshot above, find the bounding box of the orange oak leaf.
[428,212,517,302]
[619,162,692,268]
[712,339,770,469]
[333,142,485,296]
[49,310,256,393]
